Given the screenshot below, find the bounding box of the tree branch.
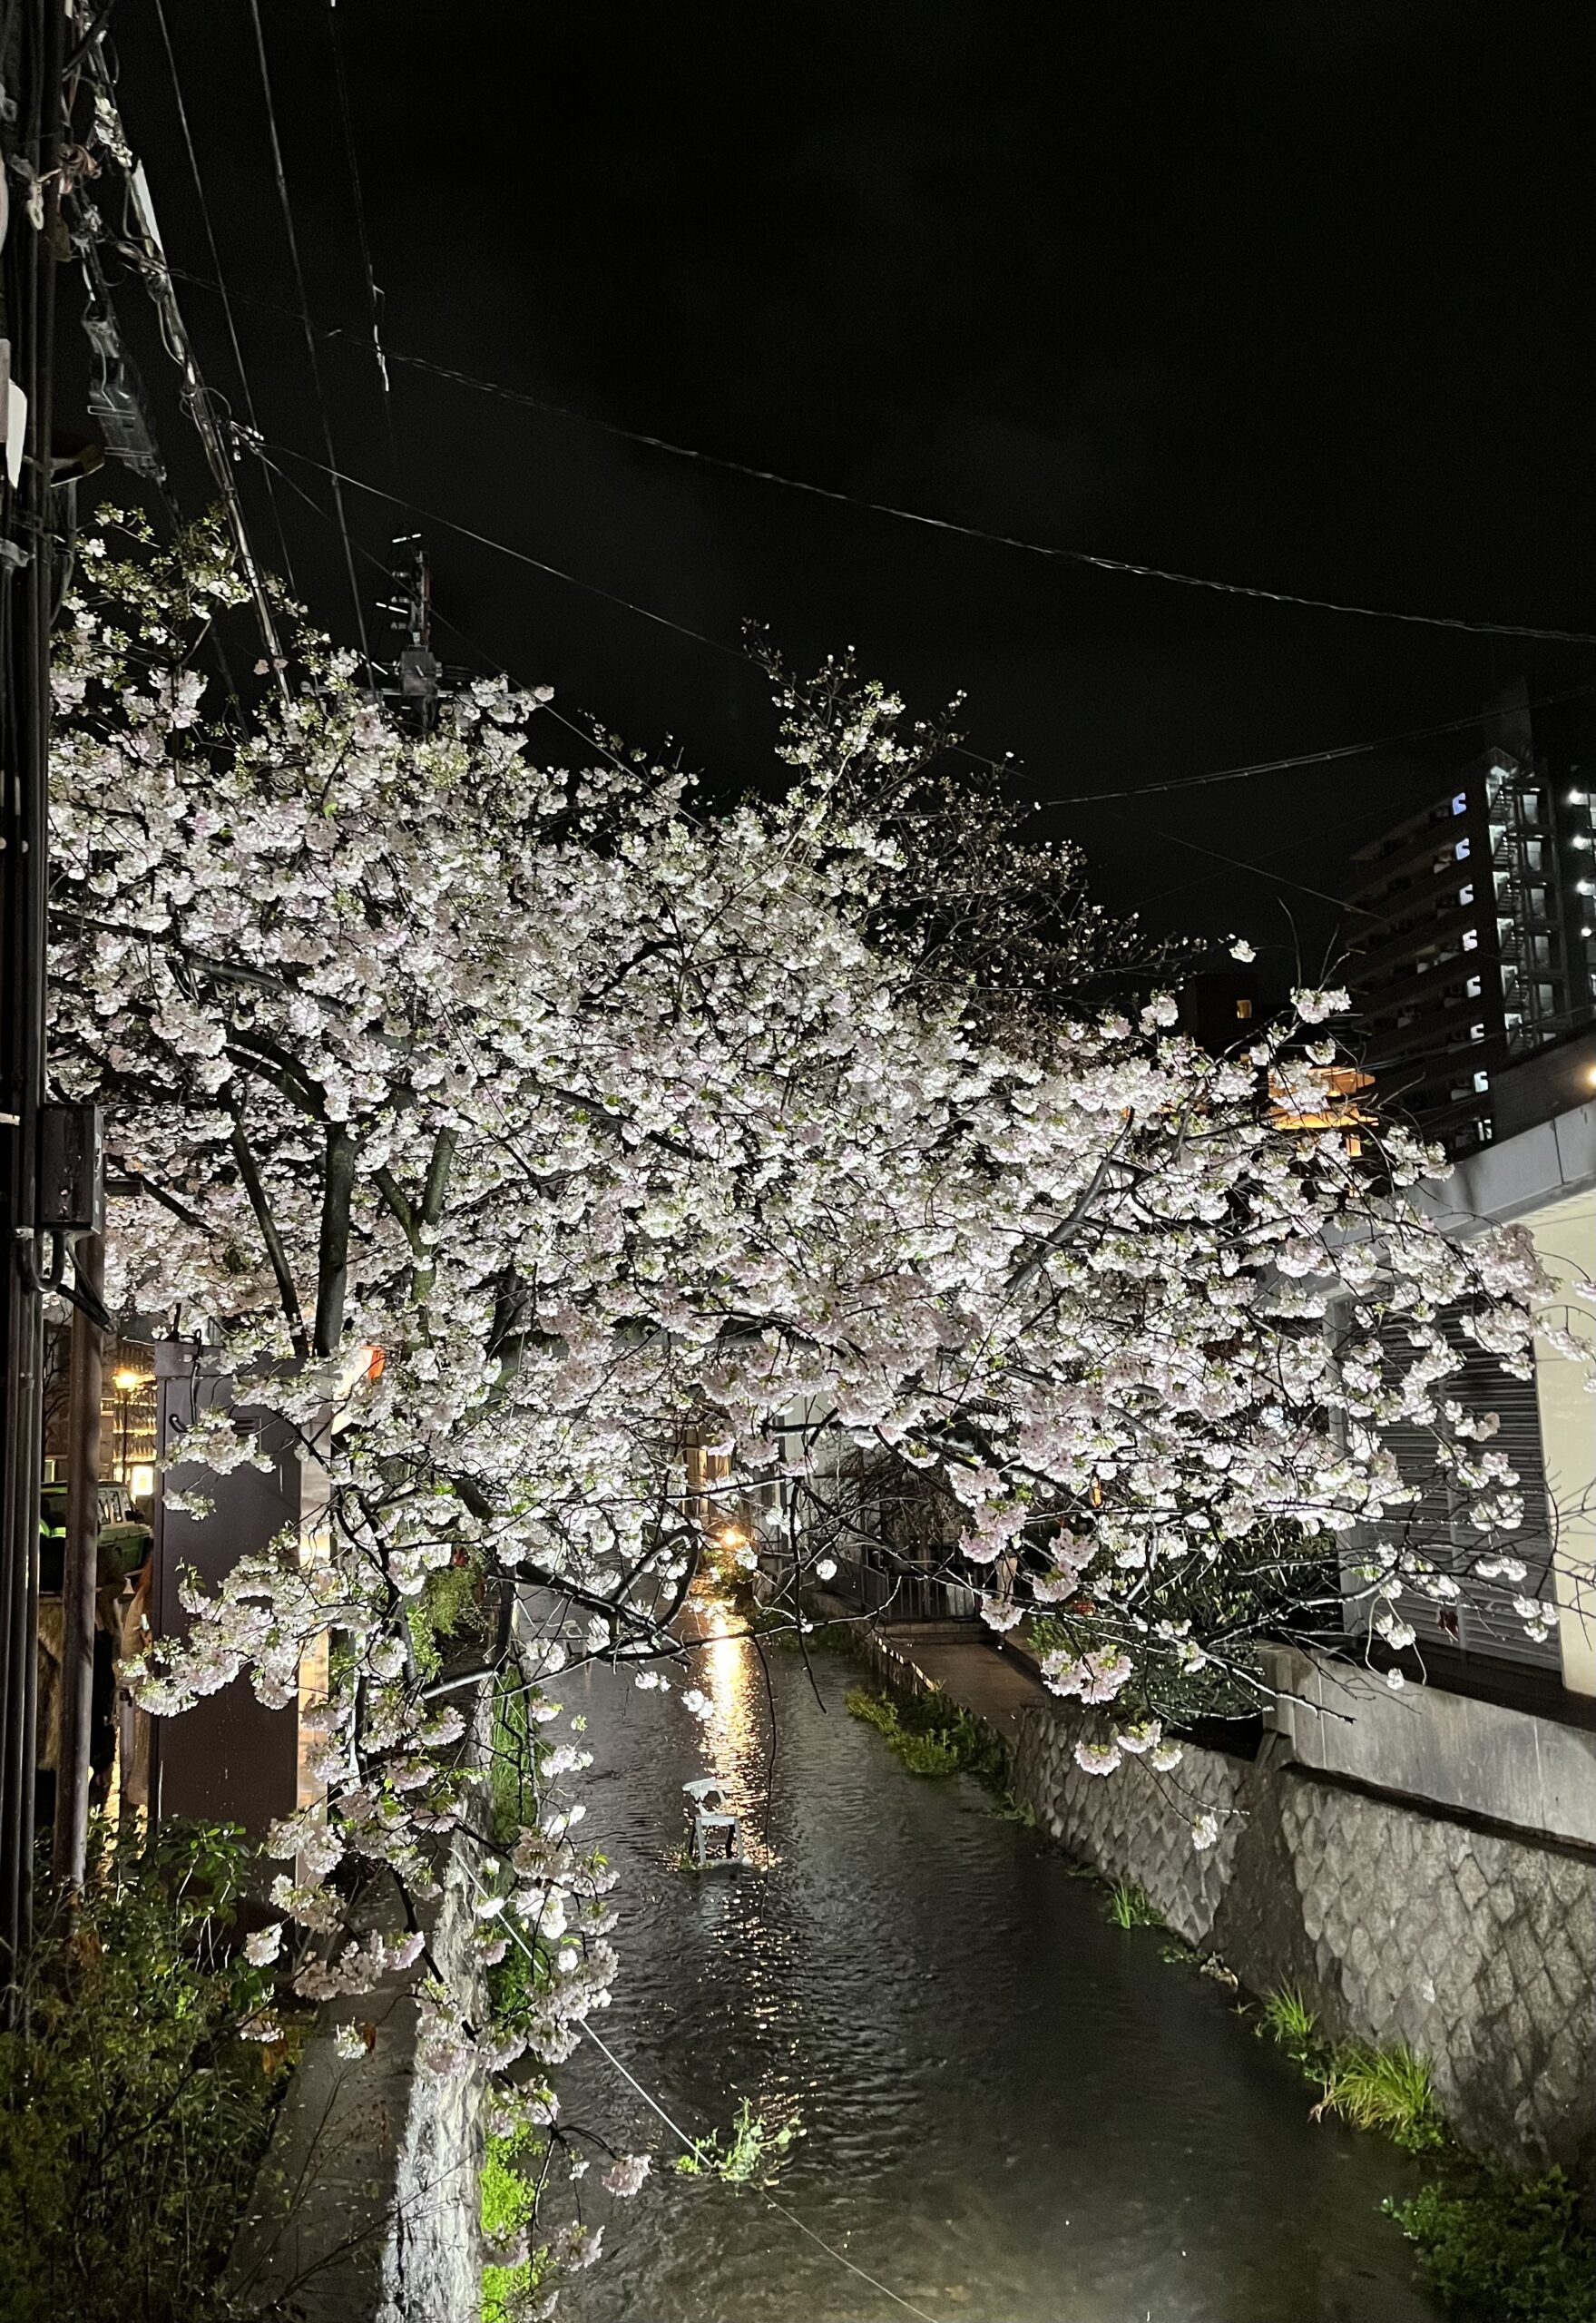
[230,1114,308,1361]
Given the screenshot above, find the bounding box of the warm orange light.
[1268,1063,1376,1136]
[366,1346,386,1383]
[717,1525,746,1550]
[113,1368,143,1393]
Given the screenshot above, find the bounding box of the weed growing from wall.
[1256,1986,1595,2322]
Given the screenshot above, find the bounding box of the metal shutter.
[1366,1309,1559,1670]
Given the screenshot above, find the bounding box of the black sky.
[99,2,1596,984]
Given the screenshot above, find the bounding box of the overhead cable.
[245,433,749,663]
[74,58,288,686]
[172,266,1596,648]
[246,0,373,678]
[250,435,1423,931]
[1034,684,1596,805]
[150,0,298,593]
[326,0,397,462]
[1092,804,1379,917]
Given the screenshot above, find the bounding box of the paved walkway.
[870,1626,1050,1741]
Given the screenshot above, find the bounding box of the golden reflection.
[690,1594,774,1867]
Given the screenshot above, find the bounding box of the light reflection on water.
[557,1628,1440,2323]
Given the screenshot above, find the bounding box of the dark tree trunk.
[314,1126,357,1358]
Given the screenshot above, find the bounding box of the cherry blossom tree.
[44,521,1576,2267]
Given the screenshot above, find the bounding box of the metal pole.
[1,0,64,2014]
[52,1232,103,1893]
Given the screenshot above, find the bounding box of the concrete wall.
[1010,1701,1596,2180]
[227,1825,486,2322]
[1265,1644,1596,1846]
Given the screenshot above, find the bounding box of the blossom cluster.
[44,527,1586,2271]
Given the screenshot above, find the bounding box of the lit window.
[1462,928,1479,950]
[1458,884,1474,907]
[1474,1070,1490,1093]
[1465,975,1482,998]
[1235,998,1253,1020]
[1470,1022,1485,1041]
[1454,838,1471,861]
[1452,793,1467,815]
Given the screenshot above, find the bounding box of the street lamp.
[113,1366,142,1485]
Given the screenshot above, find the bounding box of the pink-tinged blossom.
[44,529,1590,2254]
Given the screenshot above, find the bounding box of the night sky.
[97,3,1596,985]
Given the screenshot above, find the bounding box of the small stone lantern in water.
[683,1776,744,1868]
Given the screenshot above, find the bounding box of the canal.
[557,1623,1439,2323]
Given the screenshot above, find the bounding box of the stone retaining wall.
[227,1824,486,2321]
[1011,1704,1596,2179]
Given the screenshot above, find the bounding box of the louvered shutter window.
[1359,1307,1559,1669]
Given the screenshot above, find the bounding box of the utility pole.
[0,0,65,2012]
[374,535,444,733]
[51,1222,101,1893]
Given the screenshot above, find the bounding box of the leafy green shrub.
[1105,1879,1161,1929]
[489,1664,534,1844]
[481,2126,550,2323]
[0,1820,290,2323]
[1257,1991,1593,2317]
[674,2098,798,2186]
[844,1682,1012,1790]
[406,1556,485,1683]
[1388,2165,1596,2323]
[894,1729,964,1775]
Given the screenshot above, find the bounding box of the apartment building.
[1346,690,1596,1153]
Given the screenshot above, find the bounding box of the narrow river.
[556,1624,1438,2323]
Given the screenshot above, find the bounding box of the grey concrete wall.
[1011,1703,1596,2180]
[227,1826,486,2322]
[1265,1645,1596,1848]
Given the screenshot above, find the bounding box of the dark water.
[558,1625,1438,2323]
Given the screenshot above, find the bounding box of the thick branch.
[315,1124,357,1358]
[230,1115,308,1361]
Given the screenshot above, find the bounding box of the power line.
[73,55,287,685]
[1093,803,1378,918]
[246,431,1586,933]
[150,0,298,595]
[245,0,373,677]
[1032,684,1596,806]
[170,266,1596,649]
[1132,795,1422,914]
[245,433,749,664]
[325,0,396,466]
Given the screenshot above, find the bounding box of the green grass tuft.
[481,2127,548,2323]
[1316,2040,1444,2151]
[1259,1985,1321,2063]
[1105,1878,1162,1929]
